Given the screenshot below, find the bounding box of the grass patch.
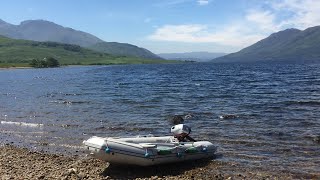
[0,36,177,68]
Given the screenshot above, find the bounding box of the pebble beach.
[2,144,318,180]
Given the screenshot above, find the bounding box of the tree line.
[31,42,82,52]
[29,57,60,68]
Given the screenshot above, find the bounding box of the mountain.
[0,36,171,67]
[158,52,226,62]
[213,26,320,63]
[88,42,163,60]
[0,19,103,47]
[0,19,161,59]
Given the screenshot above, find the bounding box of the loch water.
[0,62,319,174]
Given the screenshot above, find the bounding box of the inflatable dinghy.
[83,124,216,166]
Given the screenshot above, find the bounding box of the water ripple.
[0,63,319,174]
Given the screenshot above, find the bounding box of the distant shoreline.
[0,67,32,70]
[0,61,182,70]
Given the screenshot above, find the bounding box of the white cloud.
[147,0,320,51]
[197,0,209,6]
[148,24,207,42]
[245,10,280,32]
[269,0,320,29]
[147,24,265,47]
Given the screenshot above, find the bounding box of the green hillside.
[0,19,162,60]
[213,26,320,63]
[89,42,163,60]
[0,36,172,68]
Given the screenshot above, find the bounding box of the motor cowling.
[171,124,191,136]
[171,124,195,142]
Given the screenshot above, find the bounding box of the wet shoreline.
[1,144,318,179]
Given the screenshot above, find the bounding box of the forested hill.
[0,19,161,60]
[88,42,163,60]
[0,36,171,67]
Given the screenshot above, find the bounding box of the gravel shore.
[0,144,317,179]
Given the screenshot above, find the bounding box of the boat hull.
[83,136,216,166]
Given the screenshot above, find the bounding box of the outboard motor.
[171,124,196,142]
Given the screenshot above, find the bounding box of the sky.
[1,0,320,54]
